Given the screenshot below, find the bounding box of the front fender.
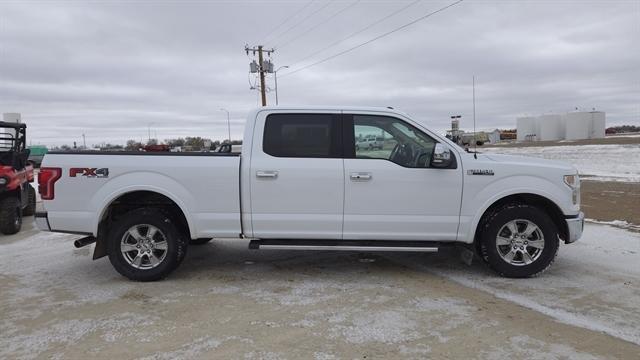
[460,175,574,243]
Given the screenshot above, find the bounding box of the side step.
[249,239,439,253]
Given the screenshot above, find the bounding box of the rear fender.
[91,171,196,239]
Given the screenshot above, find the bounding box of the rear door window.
[263,114,341,158]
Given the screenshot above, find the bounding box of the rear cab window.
[263,113,342,158]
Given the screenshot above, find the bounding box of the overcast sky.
[1,0,638,146]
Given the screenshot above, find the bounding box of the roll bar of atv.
[0,121,27,129]
[0,121,27,152]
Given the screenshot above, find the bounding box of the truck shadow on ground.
[171,238,493,282]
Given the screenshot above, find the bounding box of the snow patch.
[430,224,640,345]
[483,144,640,182]
[481,335,601,360]
[138,336,222,360]
[330,311,421,344]
[0,313,156,360]
[586,218,640,231]
[313,352,338,360]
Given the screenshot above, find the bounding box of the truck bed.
[48,151,241,156]
[40,151,242,239]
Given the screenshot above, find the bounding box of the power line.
[286,0,424,68]
[280,0,464,78]
[261,0,316,45]
[267,0,334,46]
[275,0,362,50]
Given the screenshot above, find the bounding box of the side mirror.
[431,143,453,168]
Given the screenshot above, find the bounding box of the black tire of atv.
[190,238,212,245]
[22,185,36,216]
[0,196,22,235]
[107,208,188,281]
[481,203,559,278]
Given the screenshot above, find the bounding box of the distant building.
[487,129,501,144]
[516,111,605,142]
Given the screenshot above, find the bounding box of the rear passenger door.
[249,111,344,239]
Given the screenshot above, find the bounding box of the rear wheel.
[107,208,188,281]
[0,196,22,235]
[22,185,36,216]
[481,204,559,278]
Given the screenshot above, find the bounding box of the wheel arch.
[92,189,193,260]
[472,193,569,254]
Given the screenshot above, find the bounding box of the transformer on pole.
[245,45,275,106]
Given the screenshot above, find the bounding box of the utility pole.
[257,46,267,106]
[245,45,275,107]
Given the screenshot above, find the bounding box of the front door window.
[353,115,437,168]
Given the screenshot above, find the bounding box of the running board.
[248,239,439,253]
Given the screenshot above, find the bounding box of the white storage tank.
[564,112,591,140]
[517,116,537,141]
[589,111,606,139]
[538,114,564,141]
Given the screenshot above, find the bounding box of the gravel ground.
[1,218,639,359]
[3,138,639,359]
[581,181,640,225]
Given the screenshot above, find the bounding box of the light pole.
[220,108,231,144]
[147,122,155,143]
[274,65,289,105]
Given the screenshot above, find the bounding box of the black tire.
[0,196,22,235]
[107,208,188,281]
[481,204,559,278]
[22,185,36,216]
[190,238,212,245]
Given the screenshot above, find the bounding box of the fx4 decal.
[70,168,109,178]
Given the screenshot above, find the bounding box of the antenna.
[473,75,477,159]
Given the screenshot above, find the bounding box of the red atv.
[0,121,36,234]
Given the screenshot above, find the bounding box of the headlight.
[564,174,580,205]
[0,177,8,186]
[564,174,578,188]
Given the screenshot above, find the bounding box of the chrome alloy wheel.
[120,224,168,269]
[496,219,544,266]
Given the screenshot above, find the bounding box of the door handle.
[350,172,372,181]
[256,170,279,178]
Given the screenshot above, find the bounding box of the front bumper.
[565,211,584,244]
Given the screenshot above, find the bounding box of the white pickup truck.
[36,106,584,281]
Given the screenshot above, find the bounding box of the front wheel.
[481,204,559,278]
[107,208,188,281]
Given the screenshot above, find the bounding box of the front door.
[249,112,344,239]
[342,114,463,241]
